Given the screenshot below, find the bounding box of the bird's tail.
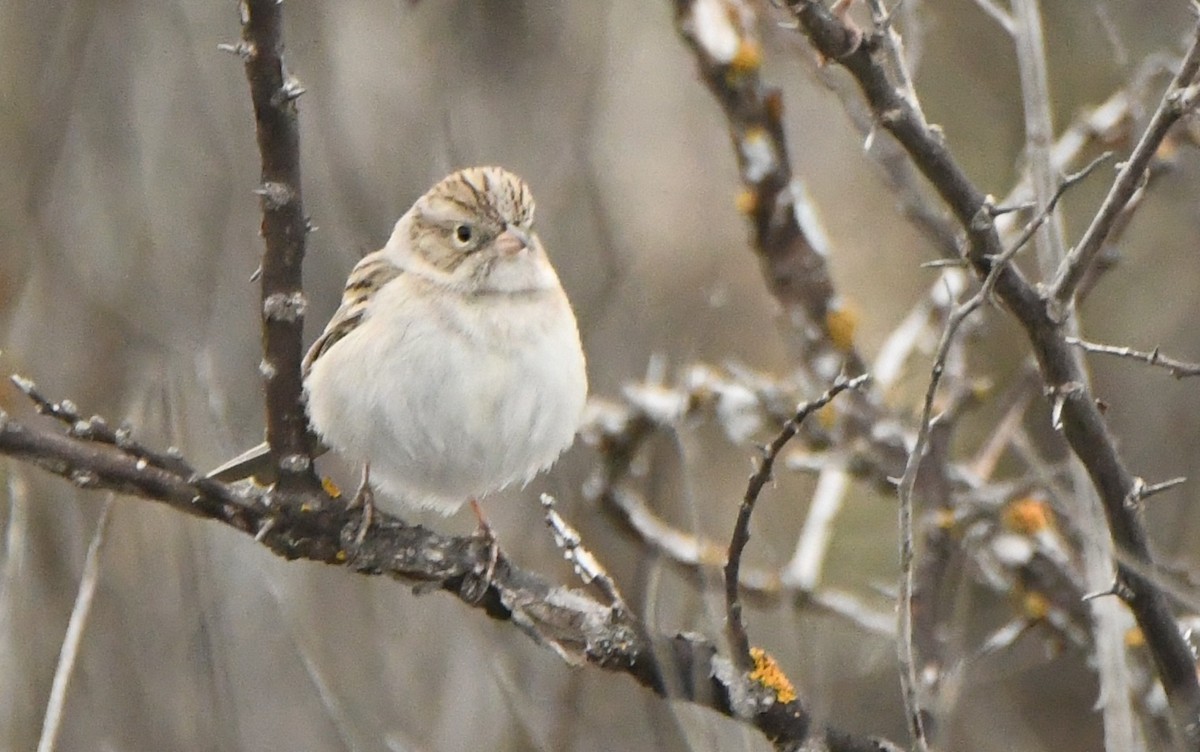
[206,442,275,483]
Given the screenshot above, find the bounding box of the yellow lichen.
[335,550,348,563]
[729,39,762,74]
[1125,626,1145,648]
[735,188,757,215]
[749,647,797,704]
[825,304,859,352]
[1003,495,1054,535]
[322,476,342,498]
[1022,591,1050,621]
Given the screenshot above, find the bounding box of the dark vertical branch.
[238,0,319,495]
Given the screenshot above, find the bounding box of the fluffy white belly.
[304,280,587,516]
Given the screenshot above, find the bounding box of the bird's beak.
[495,226,531,257]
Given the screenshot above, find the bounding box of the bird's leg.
[466,498,499,598]
[349,464,375,545]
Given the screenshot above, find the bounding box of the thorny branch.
[894,154,1107,749]
[1066,337,1200,379]
[785,0,1200,745]
[1049,15,1200,306]
[725,373,869,670]
[239,0,320,497]
[0,381,889,752]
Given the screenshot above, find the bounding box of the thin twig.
[1049,16,1200,306]
[37,497,113,752]
[541,494,629,615]
[725,374,869,670]
[1011,0,1069,276]
[1066,337,1200,378]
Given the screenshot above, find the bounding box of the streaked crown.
[417,166,535,230]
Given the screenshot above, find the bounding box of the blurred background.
[1,1,1198,750]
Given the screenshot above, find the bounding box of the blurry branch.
[37,496,113,752]
[237,0,321,497]
[0,379,892,752]
[1066,338,1200,379]
[1011,0,1067,276]
[1048,17,1200,307]
[785,0,1200,745]
[670,0,862,378]
[581,372,895,635]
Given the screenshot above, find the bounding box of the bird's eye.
[453,223,474,246]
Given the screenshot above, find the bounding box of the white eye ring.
[453,223,474,247]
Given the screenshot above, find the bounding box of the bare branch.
[1049,19,1200,306]
[969,0,1016,35]
[541,494,629,614]
[239,0,320,496]
[670,0,864,377]
[1011,0,1069,276]
[1066,337,1200,378]
[0,381,893,752]
[725,373,869,670]
[37,497,113,752]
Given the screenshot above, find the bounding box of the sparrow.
[210,166,588,528]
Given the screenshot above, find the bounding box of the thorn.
[217,41,255,59]
[272,77,306,106]
[254,181,293,209]
[10,374,35,396]
[1081,586,1117,602]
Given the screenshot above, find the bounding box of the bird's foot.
[349,467,375,546]
[459,499,499,603]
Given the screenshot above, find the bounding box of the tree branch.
[785,1,1200,745]
[0,392,892,752]
[240,0,320,496]
[1049,16,1200,307]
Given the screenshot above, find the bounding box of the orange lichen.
[749,647,797,704]
[1022,591,1050,620]
[825,304,859,352]
[1125,626,1145,648]
[729,39,762,74]
[1003,495,1055,535]
[322,476,342,498]
[735,188,758,215]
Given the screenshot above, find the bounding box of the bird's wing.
[208,251,401,483]
[302,250,403,376]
